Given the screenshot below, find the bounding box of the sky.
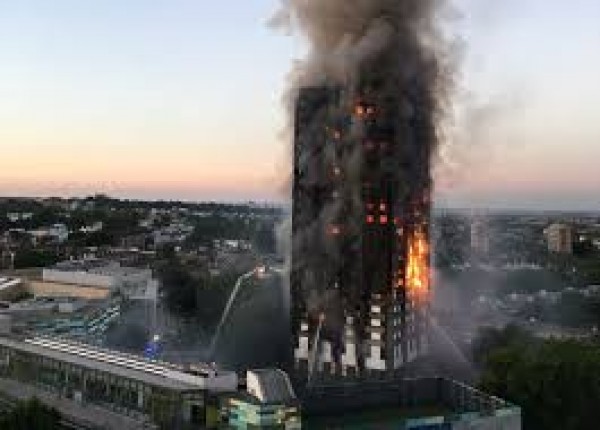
[0,0,599,210]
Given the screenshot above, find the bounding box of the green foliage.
[477,327,600,430]
[546,250,600,287]
[13,250,60,269]
[573,256,600,285]
[0,397,61,429]
[12,289,34,302]
[186,216,253,244]
[472,324,534,365]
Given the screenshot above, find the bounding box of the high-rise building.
[544,223,573,254]
[291,84,432,382]
[470,216,490,256]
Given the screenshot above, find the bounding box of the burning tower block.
[291,82,432,382]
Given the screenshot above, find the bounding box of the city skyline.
[1,0,599,210]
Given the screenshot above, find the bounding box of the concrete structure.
[470,217,490,256]
[42,260,157,299]
[0,315,11,336]
[223,369,301,429]
[0,277,24,301]
[543,223,573,254]
[0,295,123,342]
[6,212,33,222]
[292,86,431,381]
[30,300,121,340]
[152,223,194,246]
[26,280,111,300]
[0,335,237,428]
[79,222,103,234]
[301,378,521,429]
[29,223,69,243]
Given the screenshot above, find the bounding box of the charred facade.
[291,77,432,381]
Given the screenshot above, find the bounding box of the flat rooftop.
[304,405,454,429]
[0,277,21,292]
[0,335,231,392]
[51,260,149,276]
[300,378,521,429]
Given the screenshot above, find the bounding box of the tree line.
[474,325,600,430]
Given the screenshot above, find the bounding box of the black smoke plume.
[273,0,455,319]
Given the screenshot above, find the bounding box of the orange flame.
[327,224,341,236]
[405,228,429,300]
[354,104,366,117]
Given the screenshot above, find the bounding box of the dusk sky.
[1,0,599,210]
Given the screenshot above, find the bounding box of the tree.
[476,327,600,430]
[13,249,60,269]
[472,324,533,366]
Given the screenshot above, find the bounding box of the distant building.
[120,233,150,250]
[213,239,252,252]
[29,223,69,244]
[470,217,490,256]
[152,223,194,247]
[79,221,103,234]
[6,212,33,223]
[544,223,573,254]
[42,260,157,299]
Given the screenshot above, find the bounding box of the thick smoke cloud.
[273,0,454,93]
[273,0,455,287]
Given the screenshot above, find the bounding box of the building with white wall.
[42,260,156,299]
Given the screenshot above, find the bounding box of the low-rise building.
[0,335,238,428]
[6,212,33,223]
[223,369,301,429]
[42,260,156,299]
[301,378,521,429]
[79,222,104,234]
[0,277,24,301]
[29,223,69,244]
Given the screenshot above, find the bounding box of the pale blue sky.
[0,0,599,209]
